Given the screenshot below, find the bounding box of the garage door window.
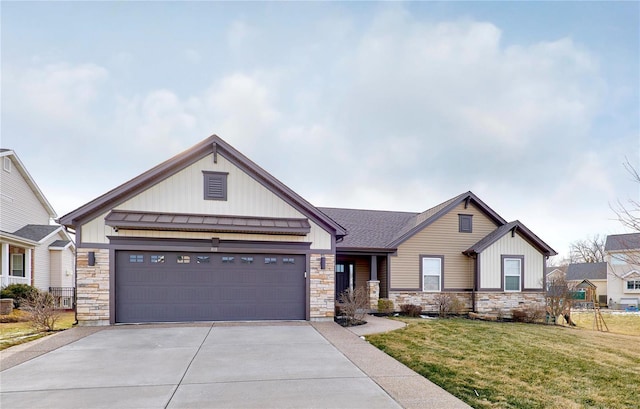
[283,258,295,264]
[129,255,144,263]
[151,255,165,263]
[241,257,253,264]
[196,256,210,264]
[222,256,235,263]
[265,257,277,264]
[177,255,190,264]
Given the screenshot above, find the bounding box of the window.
[203,171,228,200]
[459,214,473,233]
[503,257,522,292]
[3,157,11,173]
[265,257,277,264]
[10,254,24,277]
[222,256,235,263]
[421,256,442,292]
[129,254,144,263]
[241,257,254,264]
[177,255,191,264]
[63,298,71,308]
[196,256,210,264]
[626,280,640,290]
[283,258,295,264]
[150,255,165,263]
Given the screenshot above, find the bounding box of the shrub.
[21,291,61,332]
[336,287,368,326]
[378,298,394,315]
[434,293,463,318]
[400,303,422,317]
[512,304,546,323]
[1,284,40,308]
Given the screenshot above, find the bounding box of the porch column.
[25,248,32,286]
[1,243,8,287]
[367,280,380,311]
[370,255,378,281]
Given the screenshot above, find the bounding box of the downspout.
[65,226,79,326]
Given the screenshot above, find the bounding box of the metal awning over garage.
[105,210,311,235]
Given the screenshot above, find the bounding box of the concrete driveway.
[1,322,470,409]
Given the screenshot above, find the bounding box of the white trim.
[1,243,9,287]
[422,256,442,292]
[621,270,640,279]
[504,257,522,292]
[0,151,57,218]
[38,226,64,244]
[3,157,11,173]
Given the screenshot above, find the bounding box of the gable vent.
[203,171,228,201]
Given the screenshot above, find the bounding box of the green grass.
[367,318,640,409]
[0,311,76,350]
[570,311,640,336]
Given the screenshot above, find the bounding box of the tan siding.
[80,154,332,249]
[480,233,545,289]
[390,202,499,290]
[0,157,51,232]
[355,257,370,291]
[379,257,388,298]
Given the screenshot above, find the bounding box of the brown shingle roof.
[318,207,417,250]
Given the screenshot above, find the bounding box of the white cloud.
[4,62,108,125]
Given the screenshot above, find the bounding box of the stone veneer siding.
[474,292,546,317]
[76,248,110,326]
[389,292,473,314]
[388,291,546,318]
[309,253,335,320]
[367,281,380,310]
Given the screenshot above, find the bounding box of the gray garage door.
[115,251,305,323]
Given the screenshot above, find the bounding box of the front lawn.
[0,311,76,350]
[367,318,640,409]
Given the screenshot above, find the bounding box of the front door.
[335,262,354,299]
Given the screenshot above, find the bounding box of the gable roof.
[318,207,417,251]
[58,135,346,237]
[565,262,607,281]
[320,191,517,251]
[463,220,557,257]
[12,224,61,242]
[388,192,506,248]
[49,240,73,250]
[605,233,640,252]
[0,150,57,218]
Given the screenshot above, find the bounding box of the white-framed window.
[422,256,442,292]
[626,280,640,291]
[503,257,522,292]
[11,253,24,277]
[3,157,11,173]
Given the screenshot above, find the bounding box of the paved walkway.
[1,318,470,409]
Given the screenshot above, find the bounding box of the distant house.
[545,266,566,283]
[605,233,640,309]
[565,262,607,305]
[0,149,75,307]
[59,135,557,325]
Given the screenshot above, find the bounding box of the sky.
[1,1,639,260]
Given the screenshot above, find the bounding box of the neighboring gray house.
[60,135,556,325]
[0,149,75,307]
[605,233,640,309]
[565,262,607,305]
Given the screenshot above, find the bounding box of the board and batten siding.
[0,157,51,232]
[479,233,545,290]
[80,153,332,249]
[389,202,499,290]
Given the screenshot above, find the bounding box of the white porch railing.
[3,276,30,287]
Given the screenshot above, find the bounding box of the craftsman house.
[59,135,556,325]
[0,149,75,308]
